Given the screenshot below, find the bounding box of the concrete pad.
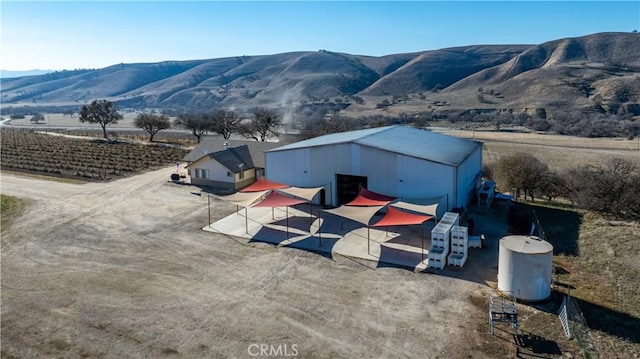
[204,205,440,271]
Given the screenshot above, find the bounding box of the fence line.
[557,293,599,359]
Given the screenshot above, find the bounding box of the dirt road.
[1,168,496,358]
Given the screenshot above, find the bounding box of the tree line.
[77,99,283,143]
[487,153,640,221]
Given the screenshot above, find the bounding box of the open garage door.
[336,174,367,205]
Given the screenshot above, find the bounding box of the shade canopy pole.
[208,195,211,228]
[318,211,322,246]
[286,206,289,239]
[421,224,424,260]
[367,226,370,255]
[245,207,249,234]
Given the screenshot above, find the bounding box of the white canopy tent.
[278,186,324,201]
[391,196,443,218]
[211,190,269,233]
[322,205,384,253]
[278,186,325,223]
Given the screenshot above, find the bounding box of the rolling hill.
[1,32,639,117]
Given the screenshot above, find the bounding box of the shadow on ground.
[515,330,562,358]
[249,226,290,246]
[528,203,582,256]
[577,297,640,344]
[525,288,640,347]
[377,244,425,271]
[271,215,316,233]
[284,235,339,260]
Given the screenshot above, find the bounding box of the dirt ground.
[0,166,567,359]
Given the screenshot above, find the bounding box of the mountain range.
[1,32,639,118]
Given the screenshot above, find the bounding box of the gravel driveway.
[1,167,497,358]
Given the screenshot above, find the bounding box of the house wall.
[188,157,257,189]
[235,168,257,190]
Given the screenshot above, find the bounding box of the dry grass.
[548,210,640,357]
[462,130,640,357]
[444,128,640,170]
[454,129,640,151]
[0,194,27,232]
[501,196,639,357]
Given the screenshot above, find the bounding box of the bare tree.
[174,112,210,143]
[30,113,45,124]
[78,99,123,139]
[493,152,550,201]
[134,113,171,142]
[238,108,282,141]
[299,114,360,140]
[210,109,240,139]
[565,158,640,219]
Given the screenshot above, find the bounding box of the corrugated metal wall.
[396,154,454,202]
[456,146,483,208]
[266,142,482,208]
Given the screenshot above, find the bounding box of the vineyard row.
[1,129,190,181]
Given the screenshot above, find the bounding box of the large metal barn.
[264,126,483,212]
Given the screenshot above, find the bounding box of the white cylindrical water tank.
[498,235,553,302]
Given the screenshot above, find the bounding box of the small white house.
[182,137,284,189]
[186,145,255,189]
[265,125,483,209]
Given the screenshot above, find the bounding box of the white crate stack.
[448,225,468,267]
[428,212,459,269]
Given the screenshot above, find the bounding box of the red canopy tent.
[372,206,434,259]
[240,177,289,192]
[346,188,397,206]
[253,191,307,238]
[373,206,433,227]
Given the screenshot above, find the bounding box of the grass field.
[446,128,640,170]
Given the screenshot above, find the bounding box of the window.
[239,168,245,179]
[194,168,209,179]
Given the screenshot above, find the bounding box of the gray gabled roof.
[209,145,253,173]
[266,125,482,166]
[183,136,294,168]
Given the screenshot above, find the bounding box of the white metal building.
[265,125,483,210]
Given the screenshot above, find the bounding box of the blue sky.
[1,1,638,71]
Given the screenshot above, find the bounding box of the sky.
[1,1,638,71]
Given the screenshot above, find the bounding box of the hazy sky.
[1,1,638,71]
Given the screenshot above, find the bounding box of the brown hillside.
[1,32,638,116]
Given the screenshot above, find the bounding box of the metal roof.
[266,125,482,166]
